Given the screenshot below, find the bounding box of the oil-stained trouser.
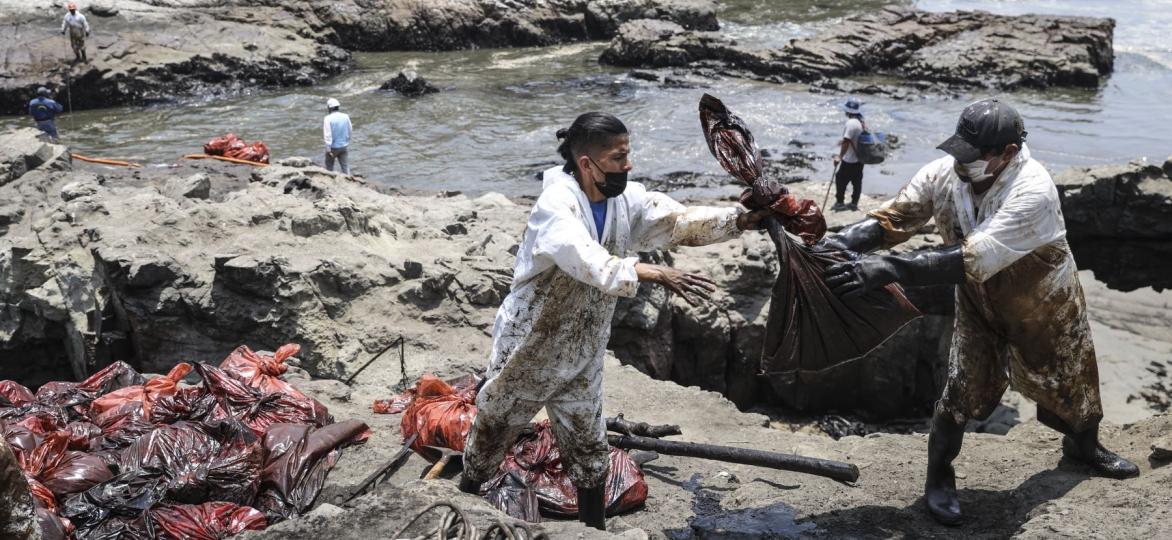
[937,239,1103,432]
[463,270,612,489]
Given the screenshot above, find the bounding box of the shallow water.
[3,1,1168,197]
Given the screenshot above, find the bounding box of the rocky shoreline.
[0,0,716,115]
[2,126,1171,538]
[1,2,1114,114]
[2,127,1169,422]
[600,8,1115,94]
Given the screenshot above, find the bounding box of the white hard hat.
[326,98,340,109]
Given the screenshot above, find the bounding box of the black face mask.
[587,156,628,198]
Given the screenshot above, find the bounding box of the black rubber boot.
[924,412,965,526]
[576,485,606,531]
[1062,424,1140,479]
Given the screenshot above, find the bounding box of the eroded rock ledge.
[601,8,1114,91]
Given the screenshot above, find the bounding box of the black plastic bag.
[253,420,371,522]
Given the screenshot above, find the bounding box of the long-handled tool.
[340,432,419,504]
[423,445,463,480]
[821,161,841,211]
[608,433,859,483]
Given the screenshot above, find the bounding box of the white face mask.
[955,159,992,183]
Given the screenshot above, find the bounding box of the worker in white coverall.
[459,112,770,530]
[820,99,1139,526]
[61,3,91,63]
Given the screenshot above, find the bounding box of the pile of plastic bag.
[0,344,370,540]
[203,133,271,164]
[374,375,648,521]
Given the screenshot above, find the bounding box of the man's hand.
[736,209,773,231]
[832,154,842,165]
[823,256,899,298]
[635,263,716,306]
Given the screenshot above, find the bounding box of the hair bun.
[556,127,569,140]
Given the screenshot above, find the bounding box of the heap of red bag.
[374,375,649,521]
[203,133,271,164]
[0,344,370,540]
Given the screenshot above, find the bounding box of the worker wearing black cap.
[819,99,1139,525]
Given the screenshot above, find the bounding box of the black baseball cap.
[937,99,1027,163]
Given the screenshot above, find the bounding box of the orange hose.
[72,153,143,168]
[181,154,270,167]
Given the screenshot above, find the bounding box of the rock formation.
[380,71,440,97]
[0,0,717,114]
[1055,156,1172,291]
[601,8,1115,90]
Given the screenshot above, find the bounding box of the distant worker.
[831,98,866,212]
[60,3,91,63]
[323,97,352,175]
[29,87,64,143]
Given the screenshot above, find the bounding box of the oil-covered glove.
[816,217,884,254]
[824,245,964,298]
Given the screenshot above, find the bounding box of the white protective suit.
[463,166,743,487]
[869,144,1103,432]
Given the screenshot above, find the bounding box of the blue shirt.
[28,97,63,122]
[589,200,607,240]
[323,111,352,149]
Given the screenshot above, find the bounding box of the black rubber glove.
[824,245,965,298]
[817,217,885,254]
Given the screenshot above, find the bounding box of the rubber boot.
[924,412,965,526]
[576,485,606,531]
[1062,422,1140,479]
[81,49,87,63]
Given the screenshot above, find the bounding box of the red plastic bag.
[150,386,230,427]
[64,421,101,451]
[196,364,331,436]
[254,420,372,521]
[399,374,478,457]
[0,380,35,407]
[151,502,267,540]
[35,361,145,413]
[19,432,113,499]
[93,401,156,452]
[219,344,306,399]
[204,133,271,164]
[12,406,68,435]
[374,374,480,415]
[203,133,241,155]
[225,141,270,164]
[90,363,192,420]
[490,420,647,518]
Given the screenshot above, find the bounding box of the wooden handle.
[423,455,451,481]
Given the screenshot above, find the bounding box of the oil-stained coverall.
[867,144,1102,431]
[462,166,743,488]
